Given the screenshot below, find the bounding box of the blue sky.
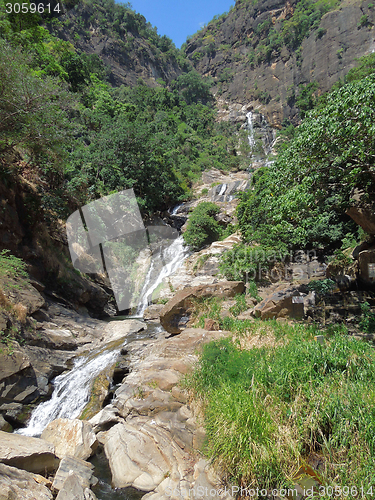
[123,1,234,48]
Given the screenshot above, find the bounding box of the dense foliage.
[237,75,375,251]
[0,0,244,217]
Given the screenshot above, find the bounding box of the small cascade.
[17,345,120,437]
[136,235,190,316]
[246,111,255,149]
[218,183,227,196]
[170,203,183,215]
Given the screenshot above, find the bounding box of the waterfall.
[218,184,227,196]
[246,111,255,149]
[17,345,120,437]
[136,235,189,315]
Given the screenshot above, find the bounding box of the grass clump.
[0,250,29,288]
[187,325,375,491]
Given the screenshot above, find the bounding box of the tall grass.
[187,326,375,492]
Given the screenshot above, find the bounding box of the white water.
[246,111,255,149]
[136,235,189,315]
[218,183,227,196]
[17,346,120,437]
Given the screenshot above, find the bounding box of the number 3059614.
[5,3,61,13]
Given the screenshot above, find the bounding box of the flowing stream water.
[136,235,190,316]
[16,229,189,498]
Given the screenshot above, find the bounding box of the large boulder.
[0,347,40,406]
[0,431,58,474]
[0,463,53,500]
[160,281,245,334]
[104,420,190,491]
[41,418,98,461]
[253,285,305,320]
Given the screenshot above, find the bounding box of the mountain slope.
[185,0,375,125]
[47,0,190,87]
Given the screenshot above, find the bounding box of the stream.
[15,232,189,498]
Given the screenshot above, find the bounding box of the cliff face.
[50,0,186,87]
[185,0,375,126]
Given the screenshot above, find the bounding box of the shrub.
[183,202,222,250]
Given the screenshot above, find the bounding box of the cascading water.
[246,111,255,149]
[218,183,227,196]
[17,345,120,437]
[136,235,189,315]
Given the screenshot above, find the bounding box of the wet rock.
[0,430,58,474]
[0,463,53,500]
[102,319,145,343]
[0,414,12,432]
[41,418,98,461]
[160,281,244,334]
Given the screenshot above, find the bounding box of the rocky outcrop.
[0,431,58,474]
[186,0,375,125]
[358,249,375,286]
[160,281,245,334]
[347,205,375,236]
[41,419,98,461]
[253,284,306,320]
[95,327,234,498]
[153,232,242,305]
[0,463,53,500]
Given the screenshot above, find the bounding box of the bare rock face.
[0,346,41,407]
[0,431,58,474]
[41,419,98,461]
[185,0,375,124]
[347,205,375,236]
[143,304,165,321]
[0,463,53,500]
[55,471,97,500]
[160,281,245,334]
[105,420,190,491]
[53,456,97,492]
[101,327,234,499]
[253,285,305,320]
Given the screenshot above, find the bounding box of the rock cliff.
[185,0,375,126]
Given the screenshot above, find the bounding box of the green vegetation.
[236,75,375,253]
[0,0,246,218]
[0,250,29,288]
[359,302,375,333]
[187,322,375,490]
[183,202,222,250]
